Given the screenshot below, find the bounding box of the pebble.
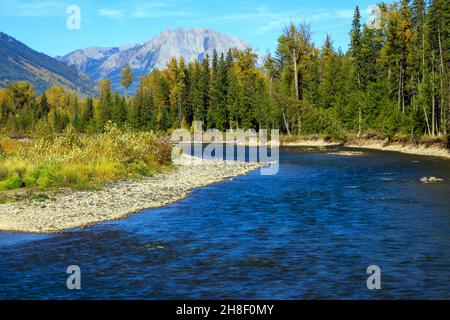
[0,156,263,233]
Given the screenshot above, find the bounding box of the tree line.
[0,0,448,140]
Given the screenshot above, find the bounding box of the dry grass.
[0,138,24,154]
[0,122,172,198]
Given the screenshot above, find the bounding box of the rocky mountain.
[0,32,97,96]
[59,28,249,93]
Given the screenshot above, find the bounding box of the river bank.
[281,140,341,147]
[344,138,450,159]
[278,136,450,159]
[179,137,450,158]
[0,156,262,233]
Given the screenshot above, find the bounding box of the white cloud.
[132,8,193,19]
[98,8,124,19]
[253,9,354,35]
[95,2,194,19]
[0,0,67,17]
[94,2,354,37]
[183,6,354,35]
[131,2,167,18]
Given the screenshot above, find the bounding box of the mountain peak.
[59,28,249,93]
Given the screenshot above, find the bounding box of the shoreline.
[279,137,450,159]
[174,140,341,147]
[176,138,450,158]
[0,156,262,234]
[344,138,450,159]
[281,140,342,147]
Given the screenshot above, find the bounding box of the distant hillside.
[59,28,249,93]
[0,32,97,96]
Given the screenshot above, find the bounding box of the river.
[0,147,449,299]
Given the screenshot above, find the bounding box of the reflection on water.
[0,147,449,299]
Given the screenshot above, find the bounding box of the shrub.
[0,124,172,192]
[0,177,24,190]
[23,176,37,187]
[36,171,52,190]
[129,161,149,177]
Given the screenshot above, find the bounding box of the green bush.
[36,170,54,190]
[0,177,24,190]
[23,177,37,187]
[129,161,149,177]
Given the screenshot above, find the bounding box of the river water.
[0,147,449,299]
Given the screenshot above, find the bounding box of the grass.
[0,122,172,200]
[0,138,23,154]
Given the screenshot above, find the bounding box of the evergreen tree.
[71,101,81,131]
[318,34,337,109]
[166,57,189,128]
[111,92,127,126]
[349,6,363,85]
[208,52,227,130]
[37,92,48,120]
[188,61,205,123]
[349,6,365,135]
[97,79,113,131]
[199,54,211,127]
[81,96,95,133]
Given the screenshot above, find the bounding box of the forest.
[0,0,449,142]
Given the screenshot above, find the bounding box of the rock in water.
[420,177,444,183]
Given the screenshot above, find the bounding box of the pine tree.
[188,61,206,123]
[207,50,219,128]
[349,6,363,86]
[318,34,337,109]
[81,96,94,133]
[350,6,365,135]
[166,57,189,128]
[71,101,81,131]
[226,69,241,129]
[111,92,127,126]
[37,92,48,121]
[97,79,113,131]
[360,26,380,86]
[208,53,227,130]
[199,54,210,127]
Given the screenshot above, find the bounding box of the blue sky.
[0,0,389,57]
